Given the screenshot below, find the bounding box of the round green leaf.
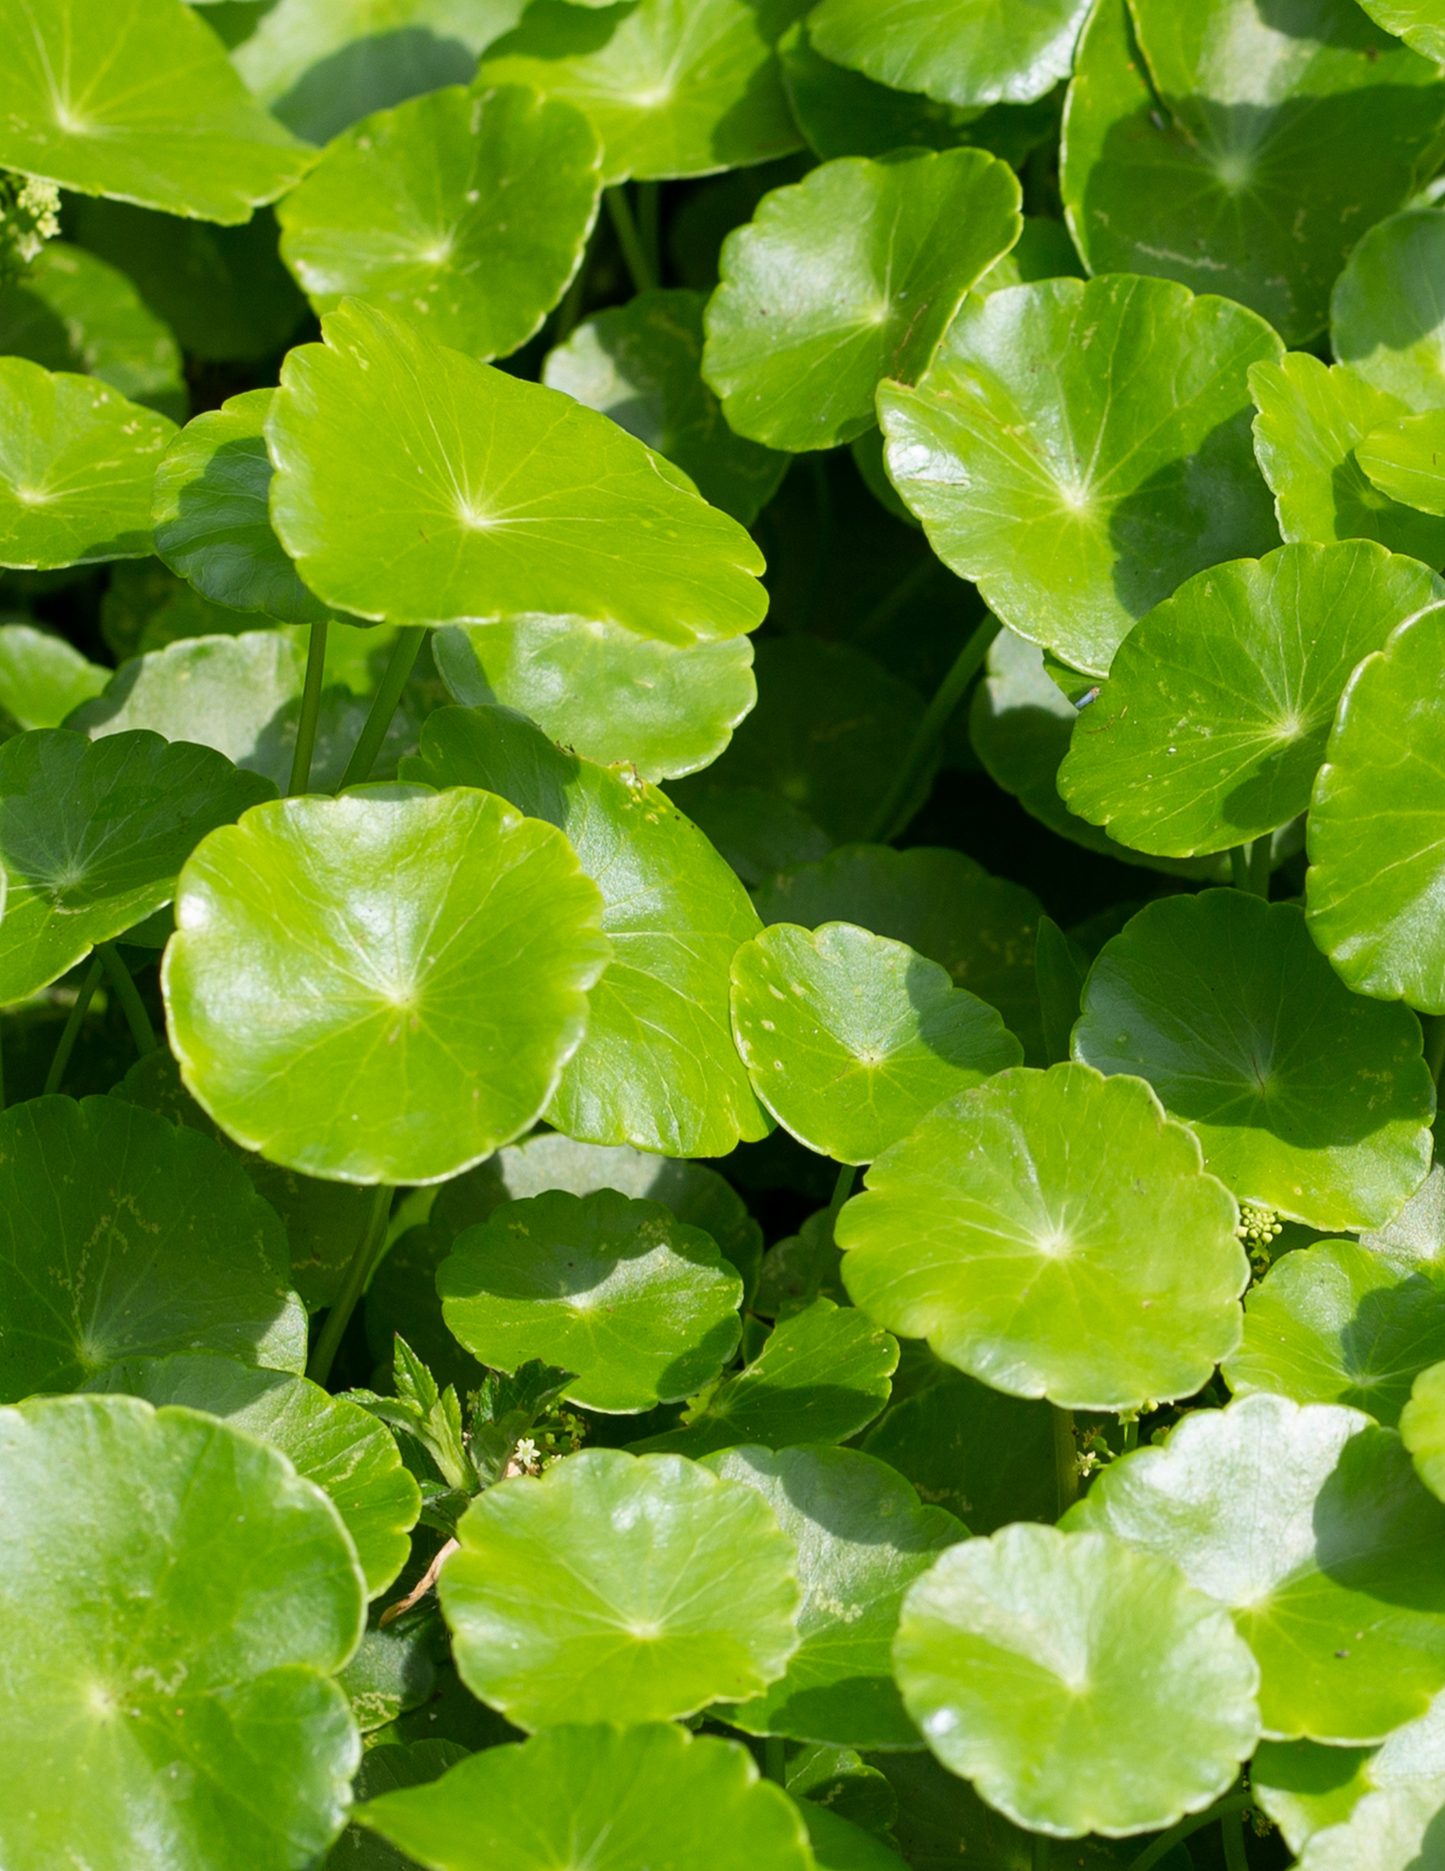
[837,1063,1247,1411]
[71,630,427,795]
[731,922,1022,1164]
[0,1393,364,1871]
[1251,1738,1377,1856]
[357,1722,813,1871]
[543,287,787,524]
[439,1187,742,1412]
[475,0,805,185]
[704,1443,963,1748]
[1069,1391,1445,1743]
[878,275,1281,678]
[1402,1359,1445,1502]
[89,1350,420,1597]
[0,360,178,570]
[232,0,527,146]
[969,627,1231,882]
[1357,0,1445,60]
[439,1446,801,1728]
[1226,1241,1445,1429]
[403,704,768,1158]
[1296,1744,1445,1871]
[0,621,107,728]
[673,636,930,843]
[1248,353,1445,562]
[807,0,1092,108]
[277,84,600,363]
[1073,893,1433,1230]
[152,390,329,623]
[777,21,996,163]
[267,300,766,648]
[634,1296,899,1457]
[893,1522,1261,1837]
[862,1363,1055,1535]
[0,0,314,225]
[1332,209,1445,414]
[1362,1162,1445,1274]
[702,148,1021,453]
[1060,0,1445,347]
[1307,602,1445,1012]
[337,1624,435,1735]
[0,241,186,421]
[432,615,756,782]
[754,843,1045,1067]
[1358,408,1445,516]
[1059,543,1445,859]
[0,727,275,1004]
[0,1093,305,1402]
[163,786,610,1184]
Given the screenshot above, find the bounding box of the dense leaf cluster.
[4,2,1445,1868]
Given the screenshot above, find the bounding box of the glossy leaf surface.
[0,622,108,729]
[163,786,609,1184]
[277,84,601,362]
[878,275,1281,677]
[838,1063,1246,1410]
[439,1187,742,1411]
[1402,1359,1445,1503]
[894,1522,1261,1837]
[732,921,1022,1164]
[1332,209,1445,413]
[1357,408,1445,516]
[267,302,767,647]
[404,705,768,1158]
[0,1394,364,1871]
[807,0,1093,108]
[1073,892,1434,1230]
[702,149,1021,452]
[440,1448,801,1728]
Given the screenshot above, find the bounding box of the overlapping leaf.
[1357,408,1445,516]
[807,0,1093,108]
[1332,209,1445,413]
[0,622,107,729]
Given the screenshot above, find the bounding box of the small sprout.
[0,171,60,284]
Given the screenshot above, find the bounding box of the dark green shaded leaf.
[1332,208,1445,414]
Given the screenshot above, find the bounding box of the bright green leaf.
[163,786,610,1184]
[544,286,787,523]
[439,1187,742,1412]
[0,360,177,570]
[0,1094,305,1401]
[439,1447,801,1728]
[837,1063,1247,1411]
[807,0,1092,108]
[702,148,1021,453]
[1060,543,1445,859]
[798,1801,908,1871]
[475,0,805,185]
[1251,1738,1377,1855]
[731,921,1022,1164]
[0,1393,364,1871]
[1332,208,1445,414]
[1357,0,1445,60]
[267,301,767,647]
[403,704,769,1158]
[1358,408,1445,516]
[893,1522,1260,1836]
[878,275,1281,678]
[777,21,995,163]
[0,621,107,728]
[1067,1391,1445,1743]
[1402,1359,1445,1502]
[0,727,274,1004]
[357,1722,813,1871]
[705,1443,963,1748]
[87,1350,420,1596]
[277,84,601,362]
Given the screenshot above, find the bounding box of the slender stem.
[1229,845,1249,890]
[288,616,330,797]
[307,1183,393,1386]
[1426,1014,1445,1090]
[1053,1405,1078,1517]
[763,1736,786,1785]
[855,555,939,643]
[1127,1794,1253,1871]
[824,1160,857,1243]
[97,943,155,1055]
[1122,1415,1139,1453]
[44,957,104,1095]
[1220,1807,1250,1871]
[1032,1836,1052,1871]
[636,180,661,286]
[605,186,657,295]
[1248,835,1271,898]
[338,626,426,792]
[866,616,1001,844]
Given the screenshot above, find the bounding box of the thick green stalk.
[636,180,661,285]
[307,1183,393,1386]
[763,1737,787,1785]
[1228,844,1249,890]
[867,616,1001,844]
[1220,1808,1250,1871]
[1248,836,1271,898]
[824,1160,857,1242]
[1053,1406,1078,1517]
[1127,1794,1253,1871]
[606,186,657,295]
[43,956,104,1095]
[338,626,426,792]
[288,616,330,797]
[1122,1414,1139,1453]
[98,943,155,1055]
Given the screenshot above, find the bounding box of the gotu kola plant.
[6,0,1445,1867]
